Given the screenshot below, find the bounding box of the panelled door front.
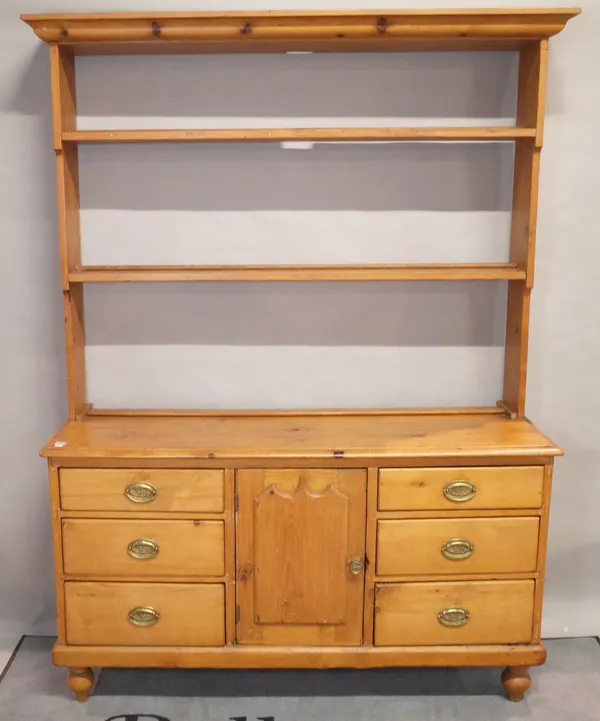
[236,469,367,645]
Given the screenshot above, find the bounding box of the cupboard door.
[236,469,367,645]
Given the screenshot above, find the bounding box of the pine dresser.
[22,7,579,703]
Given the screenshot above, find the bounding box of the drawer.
[60,469,224,512]
[375,580,534,646]
[65,582,225,646]
[377,517,539,576]
[378,466,543,511]
[62,519,224,577]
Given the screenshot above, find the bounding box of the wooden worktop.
[41,412,561,461]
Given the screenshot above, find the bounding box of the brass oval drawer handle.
[441,538,474,560]
[127,538,160,560]
[443,480,477,503]
[128,606,160,627]
[438,607,470,628]
[124,482,157,504]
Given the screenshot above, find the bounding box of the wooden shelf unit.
[20,6,582,419]
[23,7,579,705]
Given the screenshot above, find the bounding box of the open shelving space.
[21,7,580,419]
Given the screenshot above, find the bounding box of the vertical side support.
[532,463,554,642]
[362,467,378,645]
[224,468,237,645]
[501,40,547,418]
[49,44,87,419]
[48,463,67,643]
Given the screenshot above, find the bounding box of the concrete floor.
[1,636,600,720]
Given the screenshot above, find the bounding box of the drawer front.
[60,469,224,512]
[375,580,534,646]
[62,519,224,577]
[378,466,544,511]
[377,517,539,576]
[65,582,225,646]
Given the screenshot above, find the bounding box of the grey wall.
[0,0,598,639]
[77,50,515,409]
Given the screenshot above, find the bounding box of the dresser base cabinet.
[42,413,559,703]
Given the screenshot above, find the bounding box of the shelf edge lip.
[21,9,581,47]
[83,406,506,418]
[62,128,537,143]
[68,264,527,283]
[20,10,583,20]
[39,447,564,459]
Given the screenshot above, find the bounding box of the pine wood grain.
[63,286,87,421]
[49,44,87,419]
[373,572,538,583]
[236,469,366,645]
[52,455,557,471]
[62,574,227,584]
[224,469,236,645]
[532,464,554,641]
[52,640,547,668]
[48,39,545,56]
[362,468,378,645]
[503,281,532,418]
[62,519,224,577]
[501,40,548,417]
[59,468,224,512]
[22,10,580,54]
[52,137,78,285]
[48,467,67,643]
[68,263,526,283]
[378,465,545,511]
[376,508,542,520]
[41,415,562,460]
[376,517,540,576]
[62,128,536,143]
[86,406,505,418]
[518,40,549,150]
[374,580,535,646]
[65,582,225,646]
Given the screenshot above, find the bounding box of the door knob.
[348,557,364,575]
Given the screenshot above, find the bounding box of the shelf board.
[63,128,536,144]
[69,264,526,283]
[22,9,580,54]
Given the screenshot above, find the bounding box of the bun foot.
[501,665,531,702]
[67,667,94,702]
